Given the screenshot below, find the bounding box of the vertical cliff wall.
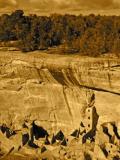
[0,52,120,134]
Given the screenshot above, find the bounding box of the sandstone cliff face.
[0,51,120,134]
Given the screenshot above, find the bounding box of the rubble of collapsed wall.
[0,93,120,160]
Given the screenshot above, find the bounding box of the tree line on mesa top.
[0,10,120,56]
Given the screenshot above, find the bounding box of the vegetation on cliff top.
[0,10,120,56]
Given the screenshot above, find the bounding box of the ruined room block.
[34,138,44,147]
[112,135,120,146]
[9,133,23,151]
[97,115,117,129]
[0,131,14,154]
[41,146,47,153]
[67,135,75,146]
[105,143,120,158]
[94,144,107,160]
[44,135,50,145]
[106,123,114,137]
[32,121,49,140]
[55,130,65,141]
[0,124,16,138]
[10,130,29,151]
[80,106,99,143]
[61,138,67,146]
[71,129,80,138]
[87,92,95,108]
[34,135,50,147]
[102,122,115,137]
[22,132,29,146]
[83,106,99,134]
[95,126,109,146]
[51,134,56,144]
[67,135,79,146]
[79,122,86,136]
[101,122,120,145]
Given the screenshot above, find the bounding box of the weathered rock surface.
[0,51,120,134]
[0,51,120,159]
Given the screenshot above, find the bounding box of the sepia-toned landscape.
[0,0,120,160]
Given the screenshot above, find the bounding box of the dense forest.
[0,10,120,56]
